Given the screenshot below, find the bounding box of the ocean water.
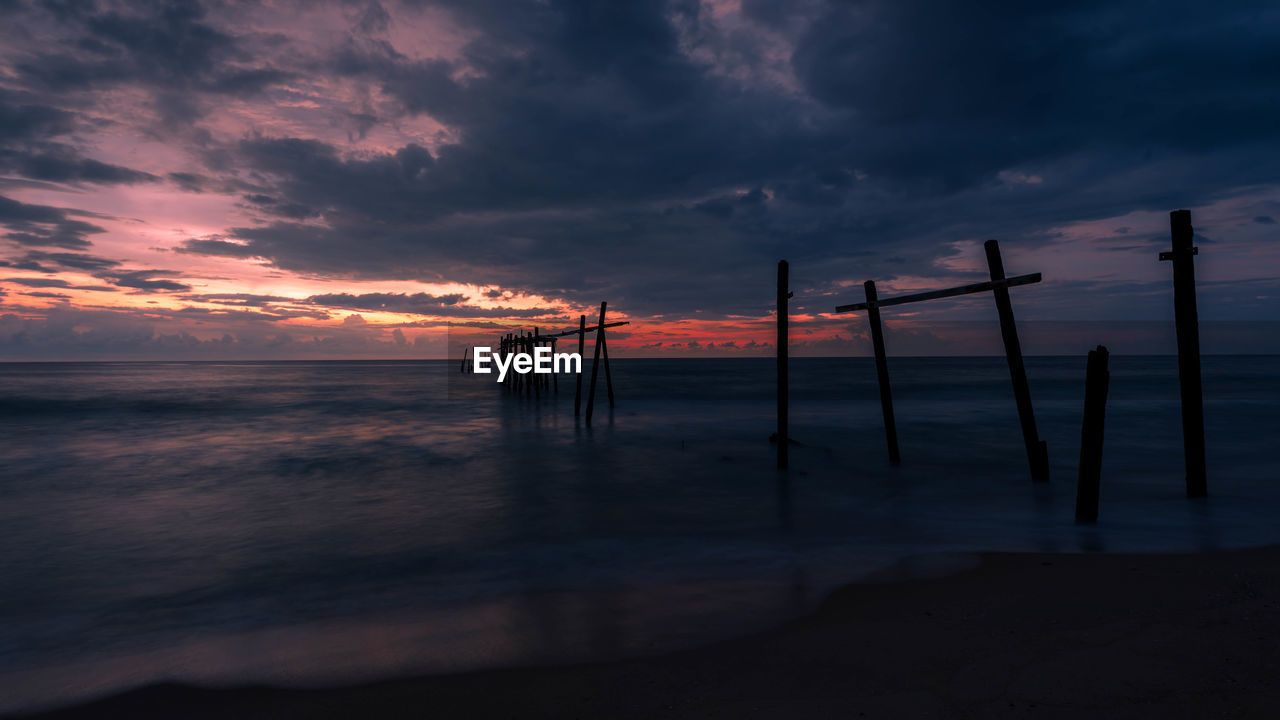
[0,356,1277,712]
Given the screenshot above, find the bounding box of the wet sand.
[15,546,1280,719]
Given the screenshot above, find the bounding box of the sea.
[0,356,1277,713]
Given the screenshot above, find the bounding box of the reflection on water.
[0,356,1277,712]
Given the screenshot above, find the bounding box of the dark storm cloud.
[0,146,159,184]
[1,275,119,292]
[179,292,294,307]
[0,305,430,360]
[173,305,332,321]
[0,89,161,186]
[0,92,75,140]
[0,195,107,249]
[173,237,260,258]
[159,0,1280,319]
[2,0,1278,345]
[11,0,288,97]
[3,276,76,288]
[789,0,1280,188]
[12,250,122,272]
[96,269,192,292]
[307,291,560,318]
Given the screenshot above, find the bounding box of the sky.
[0,0,1277,360]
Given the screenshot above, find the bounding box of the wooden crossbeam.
[834,273,1041,313]
[543,320,630,338]
[831,241,1048,481]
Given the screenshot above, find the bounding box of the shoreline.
[14,545,1280,719]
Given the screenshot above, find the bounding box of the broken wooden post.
[864,280,901,466]
[575,315,585,417]
[777,260,789,469]
[1075,345,1110,524]
[1162,209,1207,498]
[985,239,1050,482]
[586,302,607,425]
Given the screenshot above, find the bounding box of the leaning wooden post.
[585,303,607,425]
[551,337,559,392]
[864,280,901,466]
[1075,345,1110,524]
[575,315,586,416]
[601,327,616,407]
[985,239,1050,482]
[1162,210,1207,498]
[777,260,789,469]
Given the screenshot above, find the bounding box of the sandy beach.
[14,545,1280,719]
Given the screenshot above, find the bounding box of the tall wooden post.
[777,260,789,469]
[575,315,586,416]
[1162,210,1207,498]
[864,280,900,465]
[985,239,1050,482]
[533,329,541,397]
[1076,345,1110,524]
[586,302,607,425]
[601,326,615,407]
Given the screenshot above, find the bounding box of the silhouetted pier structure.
[464,303,629,425]
[834,240,1050,481]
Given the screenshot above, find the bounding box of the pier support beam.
[574,316,585,416]
[985,239,1050,482]
[586,302,608,426]
[602,327,615,407]
[1162,210,1207,498]
[1076,345,1110,524]
[864,280,900,466]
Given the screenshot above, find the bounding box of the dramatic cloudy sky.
[0,0,1277,359]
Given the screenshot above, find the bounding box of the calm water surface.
[0,357,1277,712]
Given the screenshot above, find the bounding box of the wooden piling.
[864,280,901,466]
[777,260,789,469]
[1075,345,1110,524]
[533,330,541,398]
[575,315,585,416]
[586,302,607,425]
[601,328,615,407]
[985,239,1050,482]
[1162,210,1207,498]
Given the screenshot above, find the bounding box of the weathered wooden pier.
[463,302,629,426]
[769,208,1211,521]
[832,240,1050,481]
